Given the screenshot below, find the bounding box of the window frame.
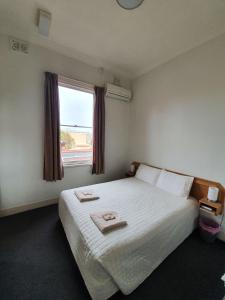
[58,76,94,167]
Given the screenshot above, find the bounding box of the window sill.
[63,162,92,168]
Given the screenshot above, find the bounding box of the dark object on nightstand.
[125,171,135,177]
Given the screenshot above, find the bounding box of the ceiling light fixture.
[116,0,144,10]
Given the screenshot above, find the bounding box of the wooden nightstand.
[199,198,222,216]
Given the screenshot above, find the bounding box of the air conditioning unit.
[105,83,132,102]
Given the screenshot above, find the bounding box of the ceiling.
[1,0,225,78]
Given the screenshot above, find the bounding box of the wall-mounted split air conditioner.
[105,83,132,102]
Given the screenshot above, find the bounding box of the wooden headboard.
[131,161,225,210]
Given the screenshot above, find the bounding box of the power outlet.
[9,37,29,54]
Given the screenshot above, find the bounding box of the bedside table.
[199,198,222,216]
[125,171,135,177]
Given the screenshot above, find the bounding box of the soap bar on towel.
[90,211,127,233]
[75,190,99,202]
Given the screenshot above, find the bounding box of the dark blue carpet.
[0,204,224,300]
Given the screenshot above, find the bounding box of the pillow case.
[135,164,161,185]
[156,170,194,198]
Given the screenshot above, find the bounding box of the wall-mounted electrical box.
[9,37,29,54]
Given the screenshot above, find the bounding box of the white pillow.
[156,170,194,198]
[135,164,161,185]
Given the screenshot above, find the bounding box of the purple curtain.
[92,86,105,174]
[43,72,64,181]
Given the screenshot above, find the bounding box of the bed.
[59,176,199,300]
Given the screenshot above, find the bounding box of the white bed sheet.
[58,177,198,300]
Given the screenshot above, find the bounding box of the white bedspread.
[59,177,198,300]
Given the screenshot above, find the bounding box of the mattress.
[58,177,198,300]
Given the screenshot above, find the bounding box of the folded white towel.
[75,190,99,202]
[90,211,127,233]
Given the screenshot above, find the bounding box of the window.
[58,78,94,166]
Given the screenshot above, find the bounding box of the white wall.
[130,34,225,184]
[0,34,131,210]
[130,34,225,236]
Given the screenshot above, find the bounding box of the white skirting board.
[0,198,58,218]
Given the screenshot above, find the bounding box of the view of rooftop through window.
[58,85,93,165]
